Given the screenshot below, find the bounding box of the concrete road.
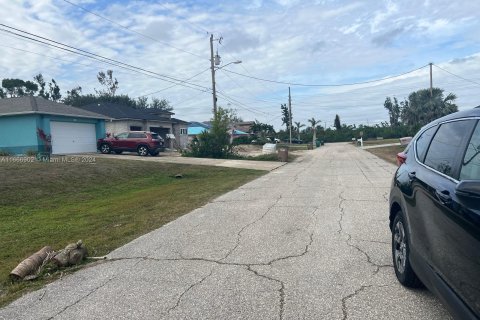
[0,143,450,320]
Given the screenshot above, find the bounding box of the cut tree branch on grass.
[9,241,88,281]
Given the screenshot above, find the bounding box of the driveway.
[0,143,449,319]
[90,152,286,171]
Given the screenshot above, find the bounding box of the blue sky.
[1,0,480,129]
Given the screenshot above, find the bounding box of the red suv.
[97,131,165,156]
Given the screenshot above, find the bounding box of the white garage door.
[50,121,97,154]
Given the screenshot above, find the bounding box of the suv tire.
[100,143,111,154]
[137,145,149,156]
[392,211,422,288]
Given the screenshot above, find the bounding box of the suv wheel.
[100,143,111,154]
[137,145,149,156]
[392,211,422,288]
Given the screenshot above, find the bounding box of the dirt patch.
[233,144,264,156]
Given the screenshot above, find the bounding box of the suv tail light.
[396,152,407,166]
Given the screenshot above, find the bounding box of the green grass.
[364,145,405,165]
[0,158,264,307]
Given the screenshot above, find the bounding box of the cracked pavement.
[0,143,450,320]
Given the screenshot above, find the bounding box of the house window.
[180,128,187,135]
[130,126,142,131]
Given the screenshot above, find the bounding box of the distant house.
[0,96,106,155]
[235,121,255,134]
[76,103,189,149]
[187,121,211,135]
[187,121,248,144]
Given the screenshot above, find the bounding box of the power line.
[0,24,210,93]
[222,64,430,87]
[433,64,480,87]
[61,0,206,60]
[134,67,211,98]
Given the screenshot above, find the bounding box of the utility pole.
[429,62,433,98]
[210,34,217,118]
[288,87,292,144]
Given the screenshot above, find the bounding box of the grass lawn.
[364,145,405,165]
[362,138,400,146]
[0,158,264,307]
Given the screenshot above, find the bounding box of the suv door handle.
[408,171,416,180]
[435,190,452,205]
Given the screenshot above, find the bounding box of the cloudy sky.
[1,0,480,129]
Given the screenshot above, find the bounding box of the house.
[187,121,248,143]
[187,121,211,142]
[0,96,106,155]
[76,103,189,149]
[235,121,255,134]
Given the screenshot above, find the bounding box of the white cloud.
[0,0,480,129]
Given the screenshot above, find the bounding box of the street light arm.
[215,60,242,70]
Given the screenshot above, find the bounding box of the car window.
[460,121,480,180]
[128,133,147,139]
[424,120,475,178]
[116,132,128,139]
[415,126,436,162]
[151,133,159,140]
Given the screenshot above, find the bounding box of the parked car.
[389,107,480,320]
[97,131,165,156]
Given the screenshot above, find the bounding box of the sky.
[1,0,480,130]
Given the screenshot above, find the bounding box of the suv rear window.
[128,133,147,138]
[460,121,480,180]
[424,120,475,178]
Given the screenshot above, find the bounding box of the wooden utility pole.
[210,34,217,118]
[429,62,433,97]
[288,87,292,144]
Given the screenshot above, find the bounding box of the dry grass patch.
[364,145,406,165]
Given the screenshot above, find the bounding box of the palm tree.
[308,117,320,147]
[294,121,305,140]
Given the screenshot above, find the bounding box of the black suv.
[389,107,480,319]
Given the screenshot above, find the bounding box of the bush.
[25,150,37,157]
[0,150,11,156]
[183,108,235,159]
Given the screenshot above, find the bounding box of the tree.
[49,79,61,101]
[2,79,38,97]
[64,86,82,104]
[294,121,305,140]
[251,120,275,140]
[149,97,173,112]
[136,96,148,109]
[384,97,401,126]
[400,88,458,128]
[63,93,137,108]
[187,107,234,159]
[95,70,118,96]
[334,114,341,130]
[33,74,48,99]
[308,118,321,146]
[281,103,291,131]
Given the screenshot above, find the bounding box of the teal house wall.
[0,114,105,155]
[0,115,40,154]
